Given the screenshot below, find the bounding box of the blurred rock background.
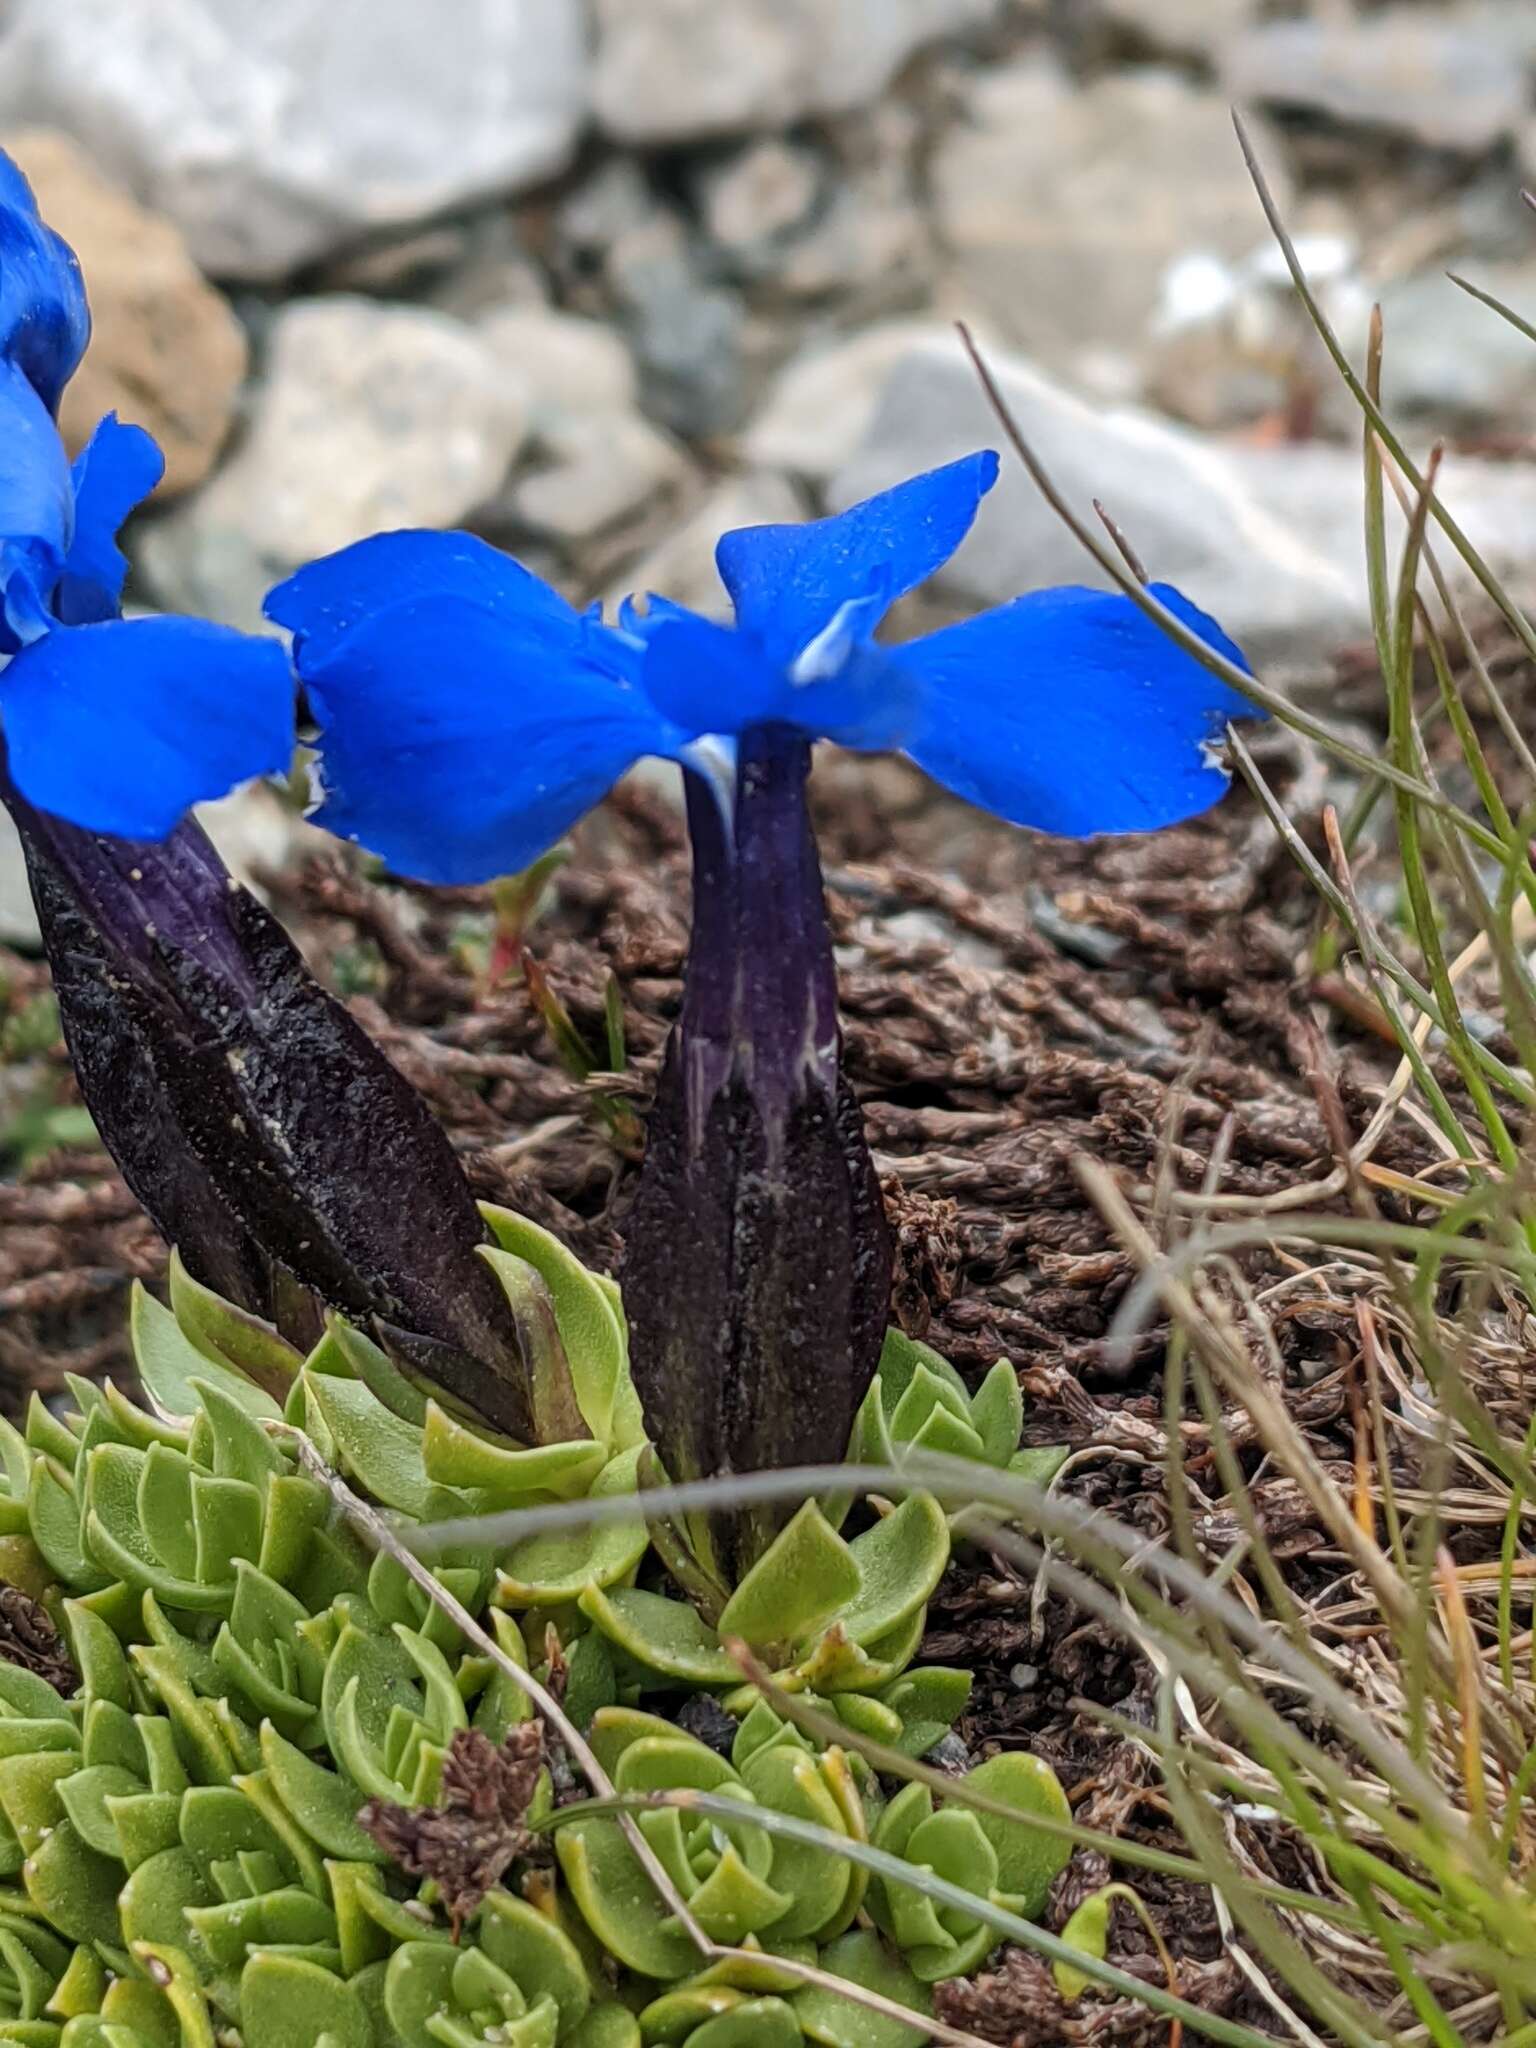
[3,0,1536,940]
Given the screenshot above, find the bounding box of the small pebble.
[923,1731,973,1774]
[675,1693,741,1755]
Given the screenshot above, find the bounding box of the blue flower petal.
[617,591,695,644]
[2,615,296,839]
[52,413,165,625]
[0,151,90,416]
[265,529,579,668]
[639,609,783,735]
[897,582,1262,836]
[0,155,36,216]
[301,593,678,885]
[714,452,999,667]
[0,358,74,650]
[642,606,922,751]
[0,358,73,565]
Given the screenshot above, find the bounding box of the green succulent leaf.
[27,1458,108,1595]
[854,1332,1066,1534]
[871,1331,968,1414]
[1055,1884,1116,2002]
[480,1205,645,1450]
[166,1253,302,1403]
[258,1725,387,1866]
[965,1752,1073,1916]
[421,1400,605,1505]
[869,1750,1072,1980]
[23,1822,122,1947]
[871,1667,972,1759]
[303,1374,469,1521]
[577,1586,742,1688]
[793,1930,931,2047]
[968,1361,1025,1468]
[130,1284,281,1425]
[1007,1445,1071,1489]
[717,1504,862,1651]
[836,1497,949,1649]
[570,2006,642,2048]
[324,1316,430,1426]
[240,1953,373,2048]
[638,1986,804,2046]
[496,1446,649,1607]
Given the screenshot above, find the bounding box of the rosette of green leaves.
[574,1493,962,1749]
[380,1890,634,2048]
[635,1931,930,2047]
[130,1201,652,1617]
[0,1356,561,2046]
[556,1704,872,1981]
[0,1567,389,2047]
[471,1205,652,1611]
[851,1332,1068,1520]
[279,1205,651,1610]
[867,1754,1073,1982]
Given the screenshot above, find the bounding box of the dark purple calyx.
[621,726,892,1580]
[5,763,533,1439]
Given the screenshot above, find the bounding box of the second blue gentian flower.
[0,155,292,841]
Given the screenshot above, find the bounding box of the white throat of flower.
[788,592,885,687]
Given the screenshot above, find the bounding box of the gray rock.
[0,0,586,280]
[1221,12,1529,156]
[830,336,1536,680]
[554,159,660,270]
[931,65,1291,387]
[1144,237,1373,435]
[5,128,248,498]
[142,296,527,628]
[696,108,932,310]
[511,415,690,545]
[477,306,639,423]
[764,107,934,309]
[0,812,39,950]
[476,306,686,546]
[697,140,823,263]
[591,0,997,143]
[552,165,750,438]
[425,211,551,323]
[1223,441,1536,621]
[743,319,960,480]
[611,471,805,616]
[609,216,750,439]
[1084,0,1256,61]
[1377,266,1536,432]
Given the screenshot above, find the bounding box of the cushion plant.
[0,1230,1075,2048]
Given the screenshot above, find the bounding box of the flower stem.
[623,726,891,1580]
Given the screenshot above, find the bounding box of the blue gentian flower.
[266,451,1261,886]
[0,151,89,417]
[0,153,292,840]
[269,459,1265,1561]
